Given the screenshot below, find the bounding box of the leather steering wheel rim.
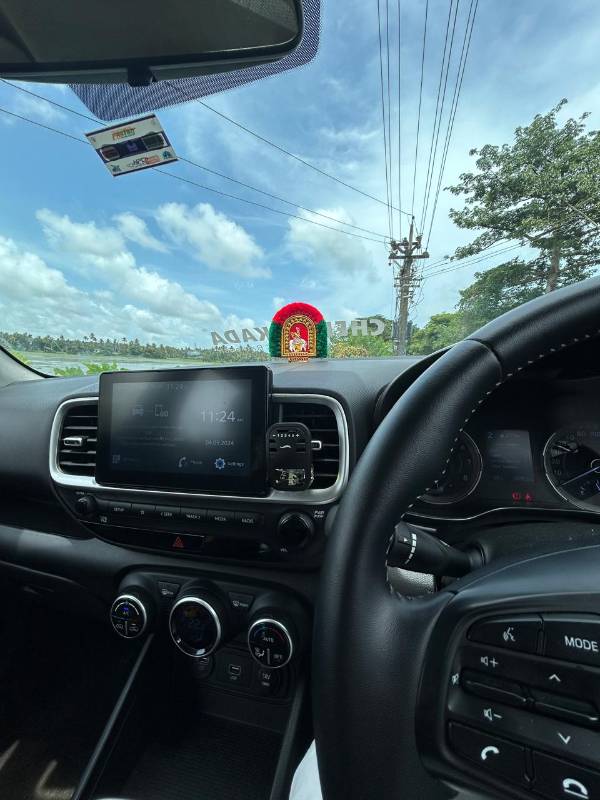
[313,276,600,800]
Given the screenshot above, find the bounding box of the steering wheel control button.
[461,670,527,708]
[447,691,600,768]
[468,615,542,654]
[461,645,591,698]
[448,723,529,786]
[543,615,600,667]
[169,596,224,658]
[248,618,293,668]
[531,691,600,729]
[110,595,147,639]
[532,752,600,800]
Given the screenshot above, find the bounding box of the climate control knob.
[110,594,147,639]
[248,617,294,669]
[278,512,314,549]
[169,595,225,658]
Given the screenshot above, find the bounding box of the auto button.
[468,615,542,654]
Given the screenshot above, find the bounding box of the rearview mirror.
[0,0,302,85]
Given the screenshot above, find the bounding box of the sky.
[1,0,600,348]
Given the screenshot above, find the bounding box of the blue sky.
[1,0,600,347]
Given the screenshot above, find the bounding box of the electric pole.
[389,217,429,355]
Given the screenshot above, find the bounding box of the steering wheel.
[313,277,600,800]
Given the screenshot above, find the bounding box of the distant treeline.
[0,331,268,362]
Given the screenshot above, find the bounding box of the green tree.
[329,315,394,357]
[408,312,465,355]
[447,100,600,296]
[457,256,551,332]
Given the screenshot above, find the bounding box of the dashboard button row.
[95,500,263,528]
[468,614,600,668]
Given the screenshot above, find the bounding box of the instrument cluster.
[410,368,600,518]
[419,426,600,514]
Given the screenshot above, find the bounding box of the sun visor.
[70,0,319,122]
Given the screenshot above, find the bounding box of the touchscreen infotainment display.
[96,366,271,494]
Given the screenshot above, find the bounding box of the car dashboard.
[0,345,599,799]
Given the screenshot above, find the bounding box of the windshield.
[1,1,598,375]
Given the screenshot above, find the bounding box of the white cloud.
[272,296,286,309]
[0,235,75,302]
[286,207,377,278]
[13,92,67,124]
[156,202,270,279]
[0,232,243,347]
[114,212,168,253]
[121,305,172,336]
[37,209,123,257]
[35,209,223,326]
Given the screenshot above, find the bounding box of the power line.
[422,239,521,272]
[1,79,389,241]
[0,104,388,246]
[420,0,460,235]
[166,81,413,217]
[385,0,394,238]
[422,243,527,280]
[0,105,87,144]
[411,0,429,217]
[425,0,479,248]
[377,0,393,238]
[397,0,403,239]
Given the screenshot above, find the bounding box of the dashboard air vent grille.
[276,401,340,489]
[58,402,98,476]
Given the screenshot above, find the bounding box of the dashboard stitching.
[404,329,600,511]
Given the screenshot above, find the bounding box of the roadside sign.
[86,114,177,177]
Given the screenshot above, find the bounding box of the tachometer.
[543,427,600,511]
[421,431,482,505]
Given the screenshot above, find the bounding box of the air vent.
[57,402,98,476]
[275,400,340,489]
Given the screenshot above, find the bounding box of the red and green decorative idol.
[269,302,328,361]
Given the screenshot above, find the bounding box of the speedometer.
[421,431,482,505]
[543,427,600,511]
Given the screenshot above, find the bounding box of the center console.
[44,366,337,797]
[50,365,349,567]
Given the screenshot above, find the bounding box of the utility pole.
[389,217,429,355]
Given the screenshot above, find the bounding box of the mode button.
[543,614,600,667]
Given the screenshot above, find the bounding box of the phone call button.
[448,722,529,786]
